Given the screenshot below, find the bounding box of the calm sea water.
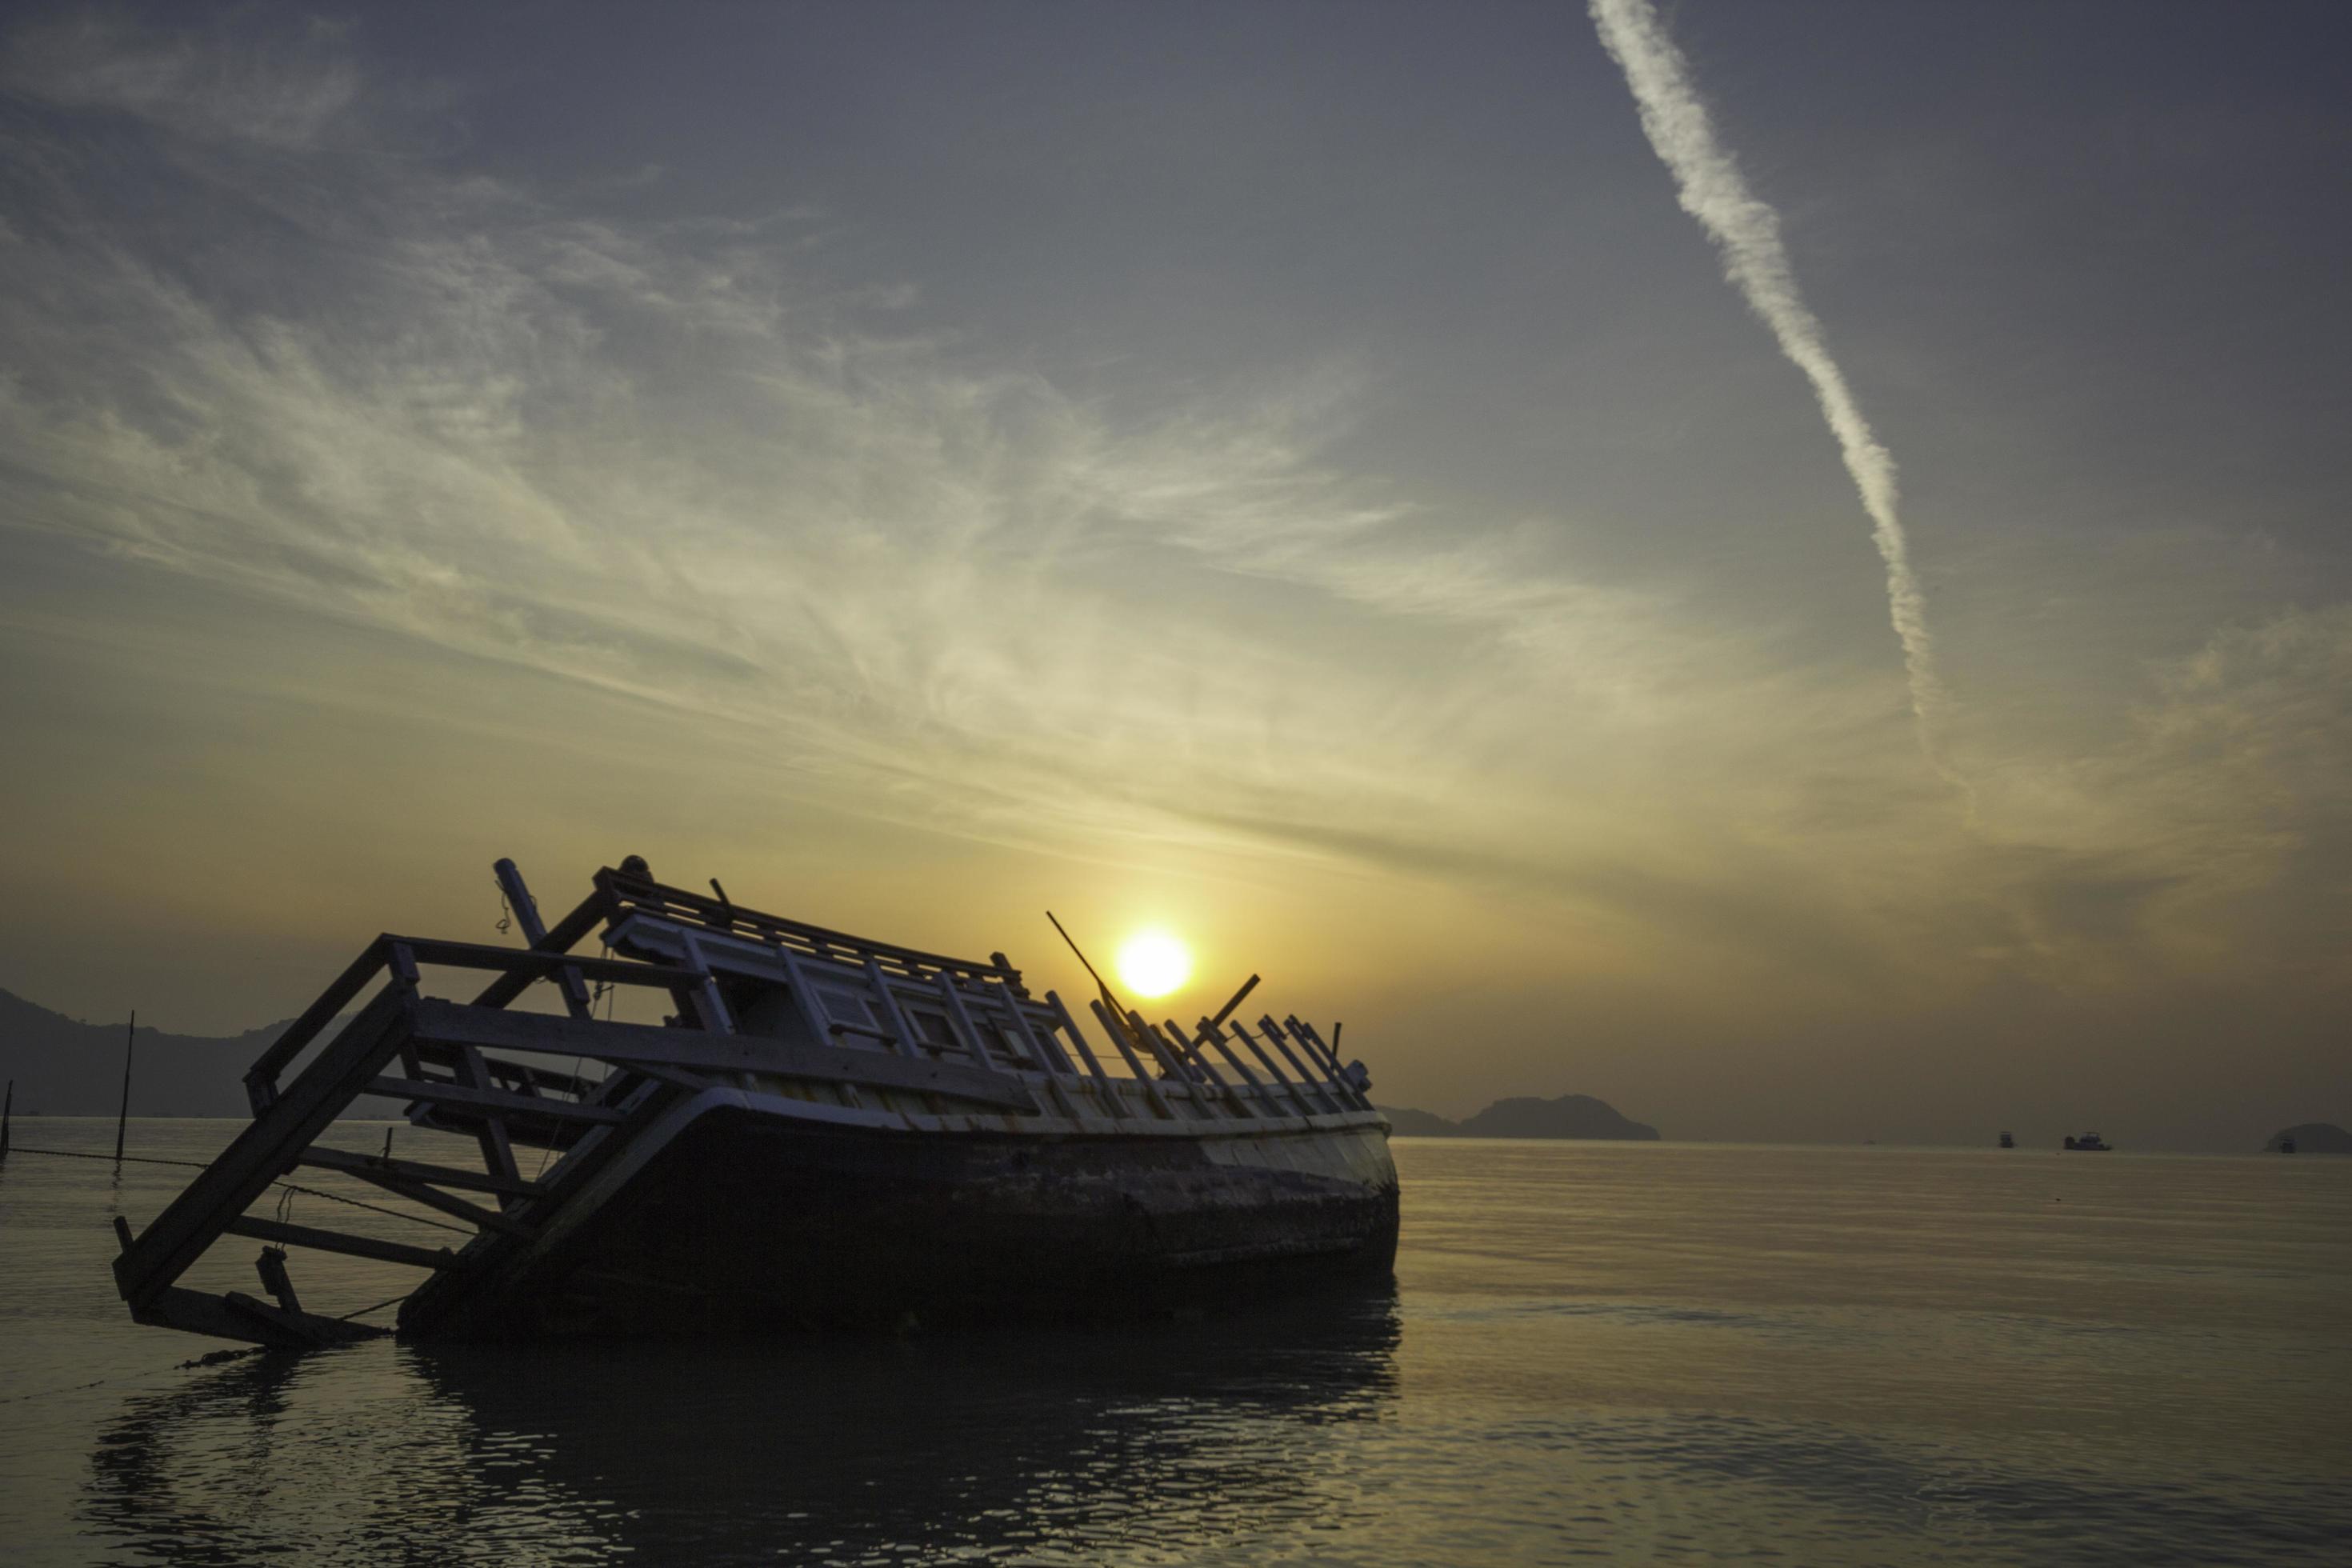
[2,1118,2346,1565]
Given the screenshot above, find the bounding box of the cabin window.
[814,986,876,1030]
[910,1009,962,1054]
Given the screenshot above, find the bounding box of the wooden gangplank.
[110,905,716,1348]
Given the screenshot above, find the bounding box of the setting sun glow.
[1115,930,1192,999]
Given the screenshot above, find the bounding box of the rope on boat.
[9,1146,210,1169]
[5,1146,473,1234]
[534,943,612,1182]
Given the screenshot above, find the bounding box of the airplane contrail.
[1587,0,1956,775]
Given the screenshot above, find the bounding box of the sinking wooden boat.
[110,858,1398,1347]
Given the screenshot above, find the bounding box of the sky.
[2,1,2346,1150]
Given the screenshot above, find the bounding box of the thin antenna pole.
[114,1010,135,1166]
[1045,912,1129,1018]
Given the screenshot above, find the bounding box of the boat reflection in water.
[83,1282,1401,1565]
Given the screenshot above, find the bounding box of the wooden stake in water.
[114,1010,135,1166]
[2,1078,13,1161]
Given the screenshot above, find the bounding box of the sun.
[1115,930,1192,1000]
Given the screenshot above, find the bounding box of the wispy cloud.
[0,14,1754,891]
[1587,0,1955,782]
[4,11,365,150]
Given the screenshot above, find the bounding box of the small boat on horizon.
[1998,1130,2014,1149]
[2062,1131,2113,1152]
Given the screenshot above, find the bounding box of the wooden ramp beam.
[295,1146,550,1200]
[366,1077,630,1126]
[224,1216,459,1273]
[130,1284,386,1350]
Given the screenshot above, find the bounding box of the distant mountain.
[1378,1093,1660,1141]
[0,987,394,1118]
[1378,1104,1465,1137]
[2266,1122,2352,1154]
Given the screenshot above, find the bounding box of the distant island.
[0,987,396,1118]
[2266,1122,2352,1154]
[1377,1093,1659,1141]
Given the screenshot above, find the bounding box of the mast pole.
[114,1010,135,1166]
[1045,912,1128,1018]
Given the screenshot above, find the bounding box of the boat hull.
[403,1098,1399,1338]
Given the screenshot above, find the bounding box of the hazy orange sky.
[2,3,2346,1149]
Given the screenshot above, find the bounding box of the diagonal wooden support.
[973,977,1085,1118]
[1045,991,1118,1086]
[1090,998,1181,1120]
[1215,1018,1323,1118]
[928,971,1018,1082]
[468,876,610,1012]
[1176,1017,1273,1118]
[1238,1017,1342,1114]
[1284,1016,1371,1110]
[861,956,926,1062]
[447,1046,522,1190]
[494,858,595,1019]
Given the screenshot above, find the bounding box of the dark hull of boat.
[402,1102,1399,1338]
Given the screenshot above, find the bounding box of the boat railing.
[604,896,1374,1122]
[597,862,1028,990]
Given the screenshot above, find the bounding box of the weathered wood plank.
[130,1283,383,1349]
[224,1215,458,1272]
[244,938,390,1109]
